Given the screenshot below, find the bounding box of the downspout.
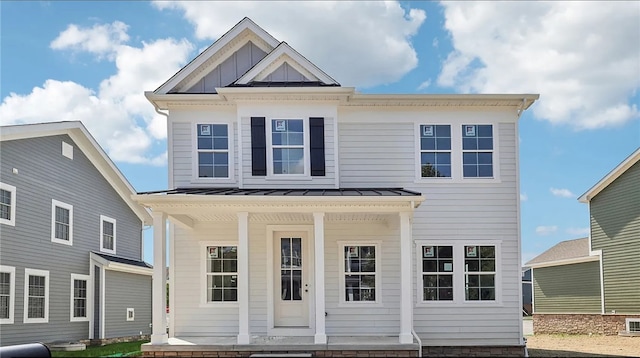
[411,329,422,357]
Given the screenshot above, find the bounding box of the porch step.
[250,354,312,358]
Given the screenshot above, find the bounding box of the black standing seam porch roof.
[137,187,422,197]
[93,251,153,269]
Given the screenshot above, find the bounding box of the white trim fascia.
[337,240,383,307]
[0,265,15,324]
[190,121,236,184]
[237,118,244,188]
[578,147,640,203]
[236,42,338,85]
[333,117,339,189]
[70,273,91,322]
[515,118,524,344]
[51,199,73,246]
[345,94,539,108]
[531,269,536,314]
[89,252,153,276]
[134,193,424,206]
[527,254,601,269]
[154,17,280,94]
[88,263,95,339]
[199,240,239,308]
[592,249,605,314]
[0,121,152,225]
[101,266,106,339]
[23,268,49,324]
[237,212,250,344]
[0,182,16,226]
[168,223,175,336]
[100,215,117,255]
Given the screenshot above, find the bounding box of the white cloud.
[152,1,426,88]
[566,227,590,236]
[535,225,558,236]
[520,193,528,201]
[0,23,194,165]
[438,1,640,130]
[417,79,432,90]
[550,187,575,198]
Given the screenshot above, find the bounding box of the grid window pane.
[344,245,376,302]
[55,206,70,241]
[206,246,238,302]
[102,221,114,250]
[73,279,87,318]
[197,124,229,178]
[420,125,452,178]
[464,245,496,301]
[0,189,11,220]
[28,275,45,318]
[462,125,493,178]
[272,119,305,175]
[0,272,10,319]
[422,245,454,301]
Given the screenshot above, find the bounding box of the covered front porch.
[133,188,425,356]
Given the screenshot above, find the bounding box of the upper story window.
[462,124,493,178]
[197,124,229,179]
[100,215,116,254]
[24,268,49,323]
[0,266,15,324]
[205,245,238,302]
[0,183,16,226]
[420,125,451,178]
[51,199,73,246]
[271,119,305,175]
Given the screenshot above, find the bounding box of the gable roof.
[153,17,338,95]
[525,237,598,268]
[578,147,640,203]
[0,121,152,225]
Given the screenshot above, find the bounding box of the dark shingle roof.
[93,252,152,269]
[525,237,590,266]
[138,187,422,197]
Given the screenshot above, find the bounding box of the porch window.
[197,124,229,179]
[421,245,453,301]
[342,244,378,302]
[464,245,496,301]
[205,246,237,302]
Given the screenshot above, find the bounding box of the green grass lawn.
[51,340,148,357]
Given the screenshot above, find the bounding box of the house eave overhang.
[578,147,640,203]
[90,252,153,276]
[526,254,600,269]
[344,93,540,109]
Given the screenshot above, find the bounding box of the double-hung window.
[70,274,89,321]
[100,215,116,254]
[205,245,238,302]
[464,245,496,301]
[421,245,454,301]
[271,119,305,175]
[462,124,493,178]
[51,199,73,245]
[197,124,229,179]
[0,183,16,226]
[420,125,451,178]
[341,244,379,303]
[24,268,48,323]
[0,266,15,324]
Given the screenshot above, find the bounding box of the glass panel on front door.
[281,237,302,301]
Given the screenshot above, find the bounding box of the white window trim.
[23,268,49,323]
[415,240,502,307]
[266,118,311,179]
[192,122,235,184]
[0,182,16,227]
[200,241,239,307]
[126,307,135,321]
[337,241,382,307]
[0,265,16,324]
[414,123,501,183]
[626,318,640,333]
[100,215,117,254]
[51,199,73,246]
[70,274,90,322]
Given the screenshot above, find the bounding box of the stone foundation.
[533,314,640,335]
[422,345,525,357]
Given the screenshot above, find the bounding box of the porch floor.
[142,335,419,352]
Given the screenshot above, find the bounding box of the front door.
[274,232,309,327]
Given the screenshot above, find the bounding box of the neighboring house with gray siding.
[0,121,153,346]
[527,148,640,335]
[133,18,539,357]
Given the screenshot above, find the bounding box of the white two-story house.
[134,18,538,357]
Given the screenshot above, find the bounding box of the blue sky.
[2,1,638,265]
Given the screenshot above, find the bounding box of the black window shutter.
[251,117,266,176]
[309,117,326,176]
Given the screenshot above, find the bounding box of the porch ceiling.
[169,211,395,223]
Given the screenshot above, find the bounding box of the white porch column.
[151,211,168,344]
[237,212,250,344]
[399,212,413,344]
[313,212,327,344]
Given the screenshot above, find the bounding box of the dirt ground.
[526,334,640,357]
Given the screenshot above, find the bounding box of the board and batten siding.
[590,161,640,314]
[532,262,601,313]
[337,110,522,345]
[0,135,144,346]
[104,270,152,337]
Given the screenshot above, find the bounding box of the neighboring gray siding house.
[0,121,153,346]
[134,18,539,357]
[527,148,640,335]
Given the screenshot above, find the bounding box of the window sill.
[52,238,73,246]
[265,175,313,181]
[416,301,502,308]
[199,302,239,308]
[100,248,116,255]
[414,177,501,184]
[70,317,90,322]
[0,219,15,226]
[337,301,383,308]
[24,318,48,324]
[191,177,236,185]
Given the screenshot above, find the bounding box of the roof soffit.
[154,18,280,94]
